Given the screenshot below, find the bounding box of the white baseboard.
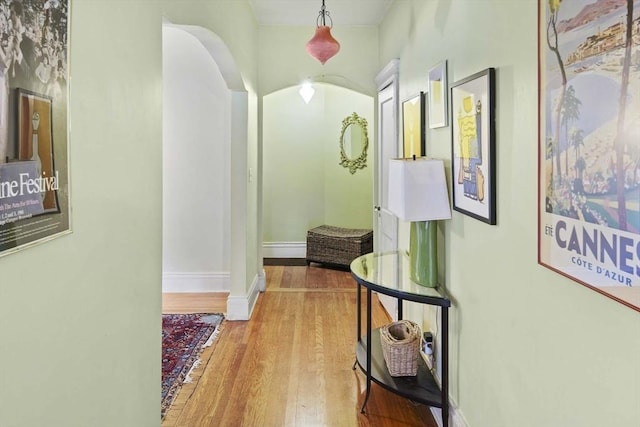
[263,242,306,258]
[226,273,260,320]
[431,399,469,427]
[162,271,230,293]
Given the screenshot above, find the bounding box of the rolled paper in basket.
[387,322,412,341]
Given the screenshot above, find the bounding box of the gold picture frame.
[402,92,425,158]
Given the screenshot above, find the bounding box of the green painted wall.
[0,1,258,426]
[380,1,640,427]
[263,84,374,243]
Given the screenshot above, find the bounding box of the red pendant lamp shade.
[306,26,340,65]
[306,1,340,64]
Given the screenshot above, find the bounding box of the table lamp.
[388,158,452,287]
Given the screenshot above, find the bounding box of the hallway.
[162,265,437,426]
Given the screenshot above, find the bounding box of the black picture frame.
[450,68,496,225]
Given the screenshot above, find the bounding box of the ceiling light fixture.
[305,0,340,65]
[299,81,315,104]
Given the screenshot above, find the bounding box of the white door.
[376,82,399,253]
[375,61,399,320]
[375,60,400,254]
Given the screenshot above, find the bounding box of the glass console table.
[350,251,451,427]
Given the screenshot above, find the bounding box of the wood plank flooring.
[162,292,228,314]
[162,265,437,427]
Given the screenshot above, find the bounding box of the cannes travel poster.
[539,0,640,310]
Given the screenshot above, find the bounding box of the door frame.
[374,59,400,253]
[374,59,400,320]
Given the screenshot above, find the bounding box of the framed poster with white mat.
[0,0,70,256]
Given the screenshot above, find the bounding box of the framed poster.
[450,68,496,225]
[402,92,425,158]
[538,0,640,311]
[428,61,448,128]
[0,0,70,256]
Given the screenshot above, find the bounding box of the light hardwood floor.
[162,265,437,427]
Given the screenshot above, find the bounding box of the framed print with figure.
[450,68,496,225]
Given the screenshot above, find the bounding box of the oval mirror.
[343,123,363,159]
[339,112,368,174]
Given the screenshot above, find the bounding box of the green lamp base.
[409,221,438,287]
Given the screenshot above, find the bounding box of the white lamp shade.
[388,158,452,221]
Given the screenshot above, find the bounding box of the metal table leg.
[360,288,372,413]
[353,282,361,370]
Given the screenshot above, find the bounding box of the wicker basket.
[380,320,421,377]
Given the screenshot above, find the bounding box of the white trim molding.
[226,273,260,320]
[162,271,230,293]
[431,399,469,427]
[375,58,399,90]
[262,241,306,258]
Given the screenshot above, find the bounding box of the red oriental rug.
[161,313,224,419]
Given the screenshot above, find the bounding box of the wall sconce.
[299,81,315,104]
[388,158,452,287]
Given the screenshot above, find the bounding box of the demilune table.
[350,251,451,427]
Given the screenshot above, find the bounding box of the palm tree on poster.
[546,136,556,177]
[613,0,634,232]
[561,85,581,176]
[570,128,584,166]
[570,127,585,193]
[546,0,567,183]
[575,157,586,187]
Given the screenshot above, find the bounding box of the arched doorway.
[162,22,256,319]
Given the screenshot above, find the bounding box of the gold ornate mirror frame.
[339,112,369,174]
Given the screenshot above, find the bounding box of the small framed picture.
[450,68,496,224]
[402,92,425,158]
[428,61,448,128]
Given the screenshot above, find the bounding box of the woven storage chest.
[306,225,373,268]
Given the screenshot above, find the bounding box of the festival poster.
[539,0,640,310]
[0,0,70,256]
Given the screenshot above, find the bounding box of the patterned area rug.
[162,313,224,419]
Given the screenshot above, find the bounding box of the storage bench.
[306,225,373,268]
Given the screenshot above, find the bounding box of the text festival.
[0,171,60,200]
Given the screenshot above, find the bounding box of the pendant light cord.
[316,0,333,28]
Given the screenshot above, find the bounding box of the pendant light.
[305,0,340,65]
[299,81,315,104]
